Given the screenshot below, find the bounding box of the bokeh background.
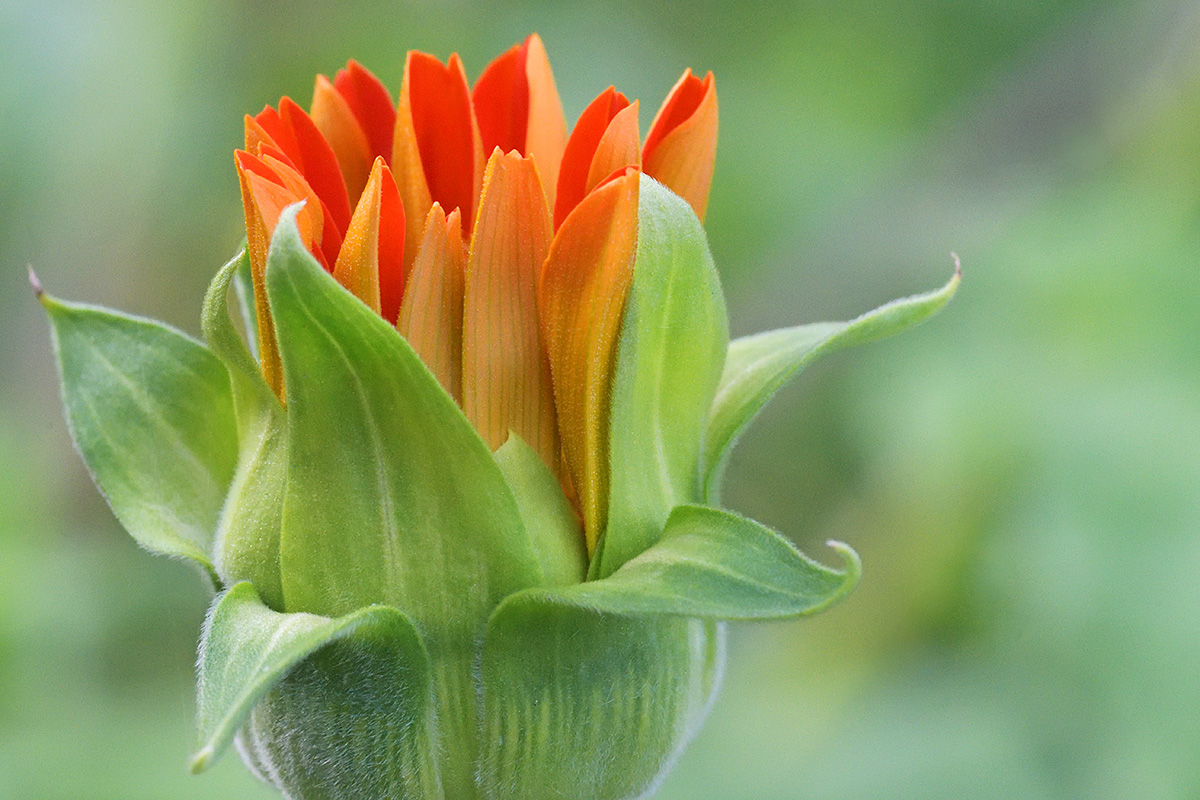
[2,0,1197,797]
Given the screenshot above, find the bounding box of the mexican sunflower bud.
[38,32,958,800]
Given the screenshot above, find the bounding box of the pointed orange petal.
[234,154,273,387]
[539,169,639,552]
[397,204,466,401]
[585,100,640,195]
[329,156,404,321]
[244,114,280,157]
[522,33,568,205]
[391,59,434,276]
[333,157,386,315]
[235,151,302,400]
[554,87,632,228]
[279,97,353,234]
[472,33,568,208]
[376,163,407,325]
[643,69,718,221]
[259,154,326,257]
[252,106,298,156]
[461,150,557,464]
[472,41,529,157]
[311,74,374,205]
[255,142,297,171]
[334,60,396,163]
[404,52,484,231]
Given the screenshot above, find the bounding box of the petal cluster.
[234,34,718,550]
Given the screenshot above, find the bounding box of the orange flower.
[233,35,718,549]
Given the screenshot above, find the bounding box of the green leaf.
[202,251,287,609]
[703,265,961,500]
[480,609,722,800]
[192,583,439,799]
[265,207,544,793]
[495,435,588,586]
[41,290,238,584]
[506,504,859,620]
[599,176,730,578]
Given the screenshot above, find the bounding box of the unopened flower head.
[39,33,957,800]
[235,36,716,552]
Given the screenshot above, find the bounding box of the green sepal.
[200,248,269,406]
[495,434,588,587]
[501,504,859,622]
[265,207,544,794]
[265,207,543,616]
[201,250,287,609]
[478,502,850,798]
[232,246,260,360]
[480,610,723,800]
[704,264,961,500]
[192,582,440,799]
[599,176,730,579]
[40,289,238,585]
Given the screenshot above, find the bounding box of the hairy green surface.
[494,435,588,587]
[201,249,288,609]
[42,291,238,584]
[503,505,859,620]
[481,609,720,800]
[600,176,729,578]
[266,211,545,796]
[194,583,439,798]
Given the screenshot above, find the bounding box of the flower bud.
[39,34,958,800]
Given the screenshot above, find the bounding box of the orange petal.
[410,53,483,229]
[643,69,718,221]
[472,41,529,158]
[234,153,275,385]
[245,114,280,157]
[333,158,387,314]
[585,100,640,196]
[392,51,484,272]
[235,151,303,399]
[553,87,632,228]
[251,106,298,157]
[397,204,466,401]
[330,157,405,321]
[376,162,407,325]
[473,34,568,206]
[254,142,297,171]
[521,34,568,203]
[333,60,396,164]
[311,74,374,205]
[461,150,557,464]
[539,169,639,552]
[279,97,353,235]
[259,154,327,265]
[390,62,434,274]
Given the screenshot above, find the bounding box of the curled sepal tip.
[704,260,961,501]
[192,583,440,799]
[501,504,861,621]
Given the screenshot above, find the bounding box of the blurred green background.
[2,0,1196,797]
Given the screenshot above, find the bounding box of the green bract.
[41,175,956,799]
